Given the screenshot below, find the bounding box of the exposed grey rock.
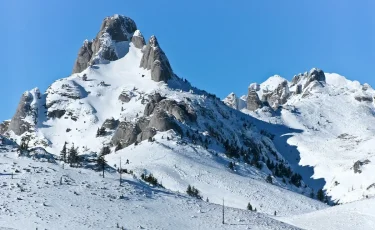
[354,95,373,102]
[137,127,157,142]
[149,93,165,103]
[72,40,93,74]
[0,120,10,135]
[111,121,141,146]
[102,118,119,130]
[144,100,158,116]
[247,89,262,111]
[149,109,182,134]
[262,80,290,110]
[47,110,66,119]
[304,68,326,89]
[118,93,131,103]
[131,30,146,49]
[353,160,370,174]
[8,90,39,135]
[144,93,167,116]
[295,84,303,94]
[151,99,196,122]
[135,117,150,131]
[140,36,173,82]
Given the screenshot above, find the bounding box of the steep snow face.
[235,70,375,204]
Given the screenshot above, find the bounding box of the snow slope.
[0,145,301,230]
[281,198,375,230]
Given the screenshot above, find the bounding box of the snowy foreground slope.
[226,70,375,204]
[280,198,375,230]
[0,145,300,230]
[0,14,329,229]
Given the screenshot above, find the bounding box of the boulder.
[131,30,146,49]
[140,36,173,82]
[118,93,131,103]
[149,109,182,134]
[111,121,141,146]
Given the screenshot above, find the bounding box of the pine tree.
[68,143,78,167]
[247,202,253,211]
[317,189,325,201]
[97,153,107,178]
[60,142,67,162]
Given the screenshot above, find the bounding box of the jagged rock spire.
[131,30,145,49]
[140,35,173,82]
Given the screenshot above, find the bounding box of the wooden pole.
[222,198,225,224]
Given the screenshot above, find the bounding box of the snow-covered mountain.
[0,14,332,229]
[225,69,375,204]
[3,13,374,229]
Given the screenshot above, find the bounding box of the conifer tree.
[247,202,253,211]
[60,142,67,162]
[317,189,325,201]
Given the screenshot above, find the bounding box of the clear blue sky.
[1,0,374,121]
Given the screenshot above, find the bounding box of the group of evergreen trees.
[140,173,160,186]
[60,142,81,167]
[247,202,257,212]
[186,185,202,199]
[96,127,106,137]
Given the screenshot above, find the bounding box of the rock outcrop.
[353,160,371,174]
[0,120,10,135]
[102,118,119,130]
[8,89,40,135]
[247,89,262,111]
[131,30,146,49]
[304,68,326,89]
[72,40,93,74]
[72,15,137,73]
[140,36,173,82]
[262,80,290,110]
[111,121,140,146]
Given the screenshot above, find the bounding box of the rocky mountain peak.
[72,14,138,74]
